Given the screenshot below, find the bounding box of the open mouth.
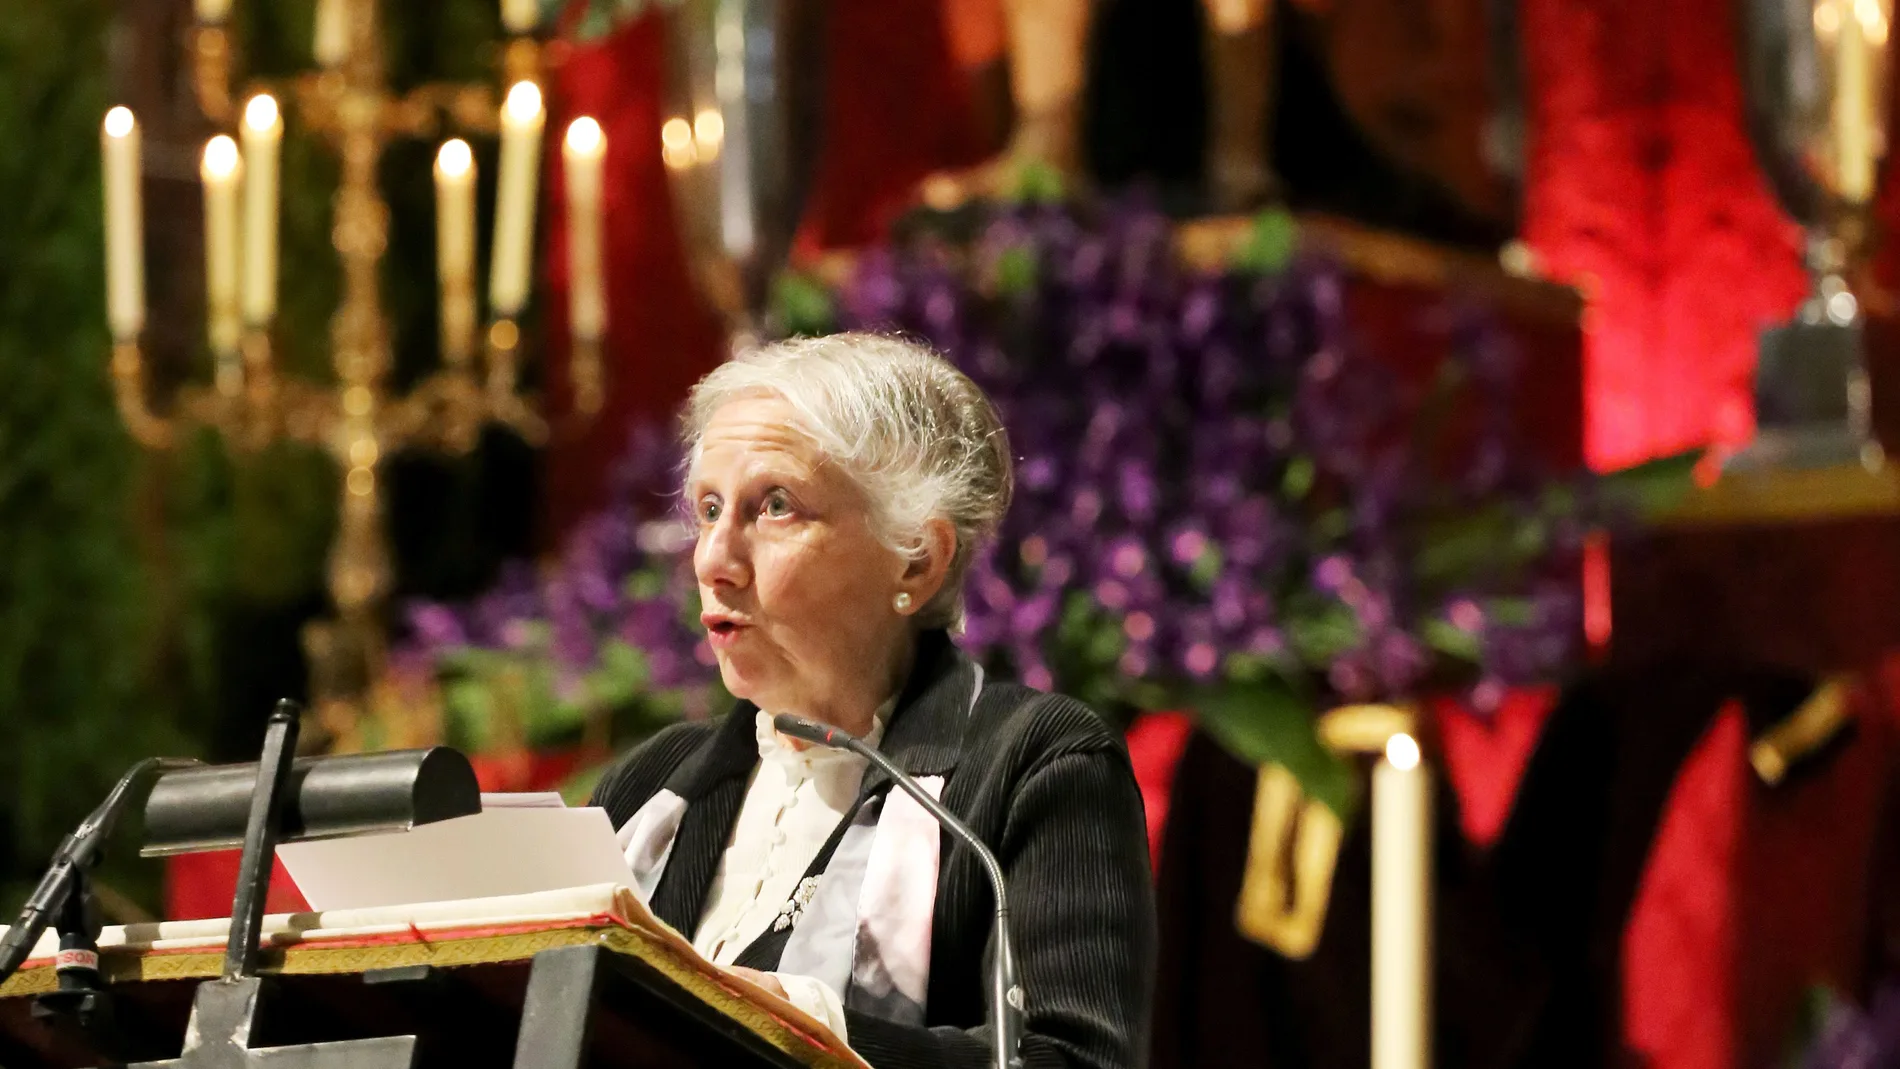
[701,613,749,642]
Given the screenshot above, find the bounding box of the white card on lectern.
[276,806,635,911]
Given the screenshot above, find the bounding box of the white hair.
[683,333,1014,630]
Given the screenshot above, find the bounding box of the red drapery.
[1518,0,1808,470]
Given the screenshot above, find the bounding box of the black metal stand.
[127,701,420,1069]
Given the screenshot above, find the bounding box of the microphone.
[774,714,1025,1069]
[0,757,202,985]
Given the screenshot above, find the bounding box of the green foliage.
[0,0,196,912]
[772,272,837,337]
[1185,678,1357,820]
[1234,207,1299,276]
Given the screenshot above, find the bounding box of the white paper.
[276,807,635,911]
[480,791,567,809]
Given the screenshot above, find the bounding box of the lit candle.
[435,139,478,365]
[1371,732,1432,1069]
[194,0,232,23]
[314,0,349,67]
[202,136,244,359]
[1835,0,1879,203]
[101,107,145,342]
[501,0,539,34]
[489,80,545,319]
[563,117,607,341]
[240,94,282,327]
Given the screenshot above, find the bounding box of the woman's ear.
[897,519,959,613]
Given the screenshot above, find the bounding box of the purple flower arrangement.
[394,199,1692,769]
[1795,983,1900,1069]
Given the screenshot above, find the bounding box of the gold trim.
[1317,703,1417,755]
[1234,763,1343,958]
[0,925,860,1068]
[1234,702,1416,956]
[1663,465,1900,525]
[1749,676,1857,785]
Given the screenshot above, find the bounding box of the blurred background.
[1,0,1897,1065]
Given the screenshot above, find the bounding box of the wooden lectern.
[0,884,864,1069]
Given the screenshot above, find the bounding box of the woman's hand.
[729,966,787,998]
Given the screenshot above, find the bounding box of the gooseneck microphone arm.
[0,756,202,985]
[774,714,1025,1069]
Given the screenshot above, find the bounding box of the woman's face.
[689,395,922,724]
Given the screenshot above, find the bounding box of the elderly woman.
[590,333,1155,1068]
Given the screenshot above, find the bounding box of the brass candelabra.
[105,0,604,752]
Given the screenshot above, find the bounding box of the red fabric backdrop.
[1518,0,1809,470]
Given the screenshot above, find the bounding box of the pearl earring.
[893,592,913,613]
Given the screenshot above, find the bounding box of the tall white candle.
[501,0,539,34]
[194,0,232,23]
[314,0,350,67]
[1371,732,1432,1069]
[101,107,145,341]
[202,136,244,358]
[435,139,478,363]
[240,94,282,327]
[489,80,545,319]
[1831,0,1877,205]
[563,117,607,340]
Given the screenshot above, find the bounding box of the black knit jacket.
[589,631,1157,1069]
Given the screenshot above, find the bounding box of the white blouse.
[692,706,890,1041]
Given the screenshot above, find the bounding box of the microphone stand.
[775,714,1025,1069]
[0,756,201,1057]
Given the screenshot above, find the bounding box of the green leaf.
[1413,507,1543,585]
[772,272,836,336]
[1183,678,1357,819]
[583,639,649,709]
[1484,597,1537,627]
[624,569,666,601]
[1595,448,1706,516]
[442,677,498,752]
[1187,543,1224,590]
[1281,456,1315,500]
[1233,208,1299,276]
[1421,619,1481,661]
[994,245,1039,298]
[1008,160,1065,205]
[1284,601,1362,664]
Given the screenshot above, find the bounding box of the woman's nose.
[695,515,750,589]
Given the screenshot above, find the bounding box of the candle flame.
[243,94,280,132]
[660,117,698,169]
[565,117,605,156]
[504,81,543,124]
[693,108,724,152]
[1384,733,1421,771]
[202,135,241,180]
[436,138,473,178]
[103,107,136,139]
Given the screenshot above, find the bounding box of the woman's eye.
[698,498,721,523]
[761,491,792,518]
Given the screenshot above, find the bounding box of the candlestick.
[435,139,478,366]
[489,80,545,319]
[1371,732,1432,1069]
[101,108,145,342]
[314,0,349,68]
[194,0,232,23]
[563,117,607,341]
[501,0,539,34]
[240,94,283,327]
[201,136,244,371]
